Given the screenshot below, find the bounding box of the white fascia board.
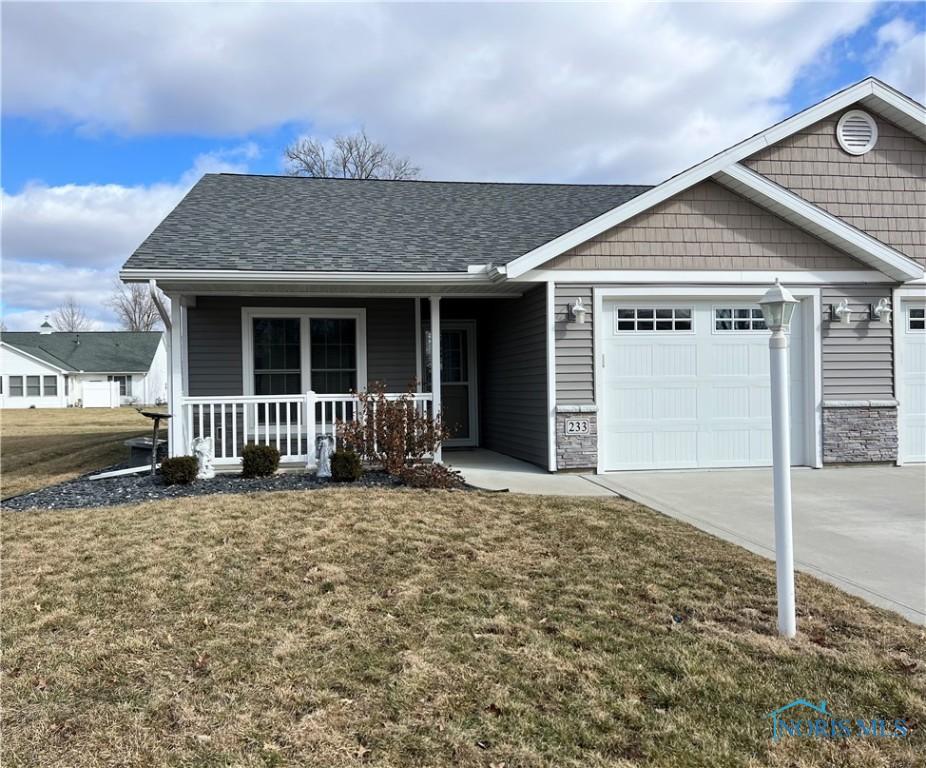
[120,268,499,285]
[0,341,71,373]
[718,164,923,282]
[514,269,891,284]
[503,77,918,279]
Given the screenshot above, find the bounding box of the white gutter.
[122,268,501,284]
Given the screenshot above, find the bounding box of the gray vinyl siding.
[821,286,894,399]
[478,286,549,467]
[186,296,416,396]
[554,285,594,404]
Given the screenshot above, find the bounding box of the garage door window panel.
[616,307,693,333]
[909,308,925,332]
[714,307,767,332]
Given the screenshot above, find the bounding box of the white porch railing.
[180,391,433,467]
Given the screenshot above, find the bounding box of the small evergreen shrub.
[330,449,363,482]
[241,443,280,478]
[397,463,465,490]
[160,456,198,486]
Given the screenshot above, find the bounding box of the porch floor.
[443,449,613,496]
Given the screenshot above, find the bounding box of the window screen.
[10,376,23,396]
[310,318,357,394]
[43,376,57,396]
[253,318,302,395]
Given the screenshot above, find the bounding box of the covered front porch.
[165,287,550,470]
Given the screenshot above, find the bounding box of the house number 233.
[564,418,590,435]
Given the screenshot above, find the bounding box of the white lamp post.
[758,279,800,639]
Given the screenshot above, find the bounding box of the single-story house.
[0,324,167,408]
[120,77,925,471]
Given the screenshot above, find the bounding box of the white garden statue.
[316,434,334,479]
[191,436,216,480]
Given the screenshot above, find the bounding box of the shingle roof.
[2,332,163,373]
[123,174,652,273]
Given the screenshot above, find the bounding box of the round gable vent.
[836,109,878,155]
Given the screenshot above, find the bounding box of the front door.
[439,322,478,447]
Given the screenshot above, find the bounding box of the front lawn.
[0,407,163,498]
[3,490,923,766]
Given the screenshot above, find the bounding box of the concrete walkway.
[446,449,612,496]
[449,450,926,624]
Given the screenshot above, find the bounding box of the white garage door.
[899,301,926,463]
[601,300,807,470]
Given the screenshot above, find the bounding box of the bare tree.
[284,129,420,180]
[52,296,93,332]
[107,281,167,331]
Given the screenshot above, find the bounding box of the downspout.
[150,280,171,332]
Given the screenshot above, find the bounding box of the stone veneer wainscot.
[555,405,597,471]
[822,400,898,464]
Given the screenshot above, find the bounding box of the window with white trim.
[616,307,692,332]
[10,376,23,396]
[43,376,57,396]
[26,376,40,396]
[714,307,767,332]
[243,308,366,397]
[909,307,926,332]
[108,375,132,397]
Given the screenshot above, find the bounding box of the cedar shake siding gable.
[546,181,865,271]
[744,108,926,266]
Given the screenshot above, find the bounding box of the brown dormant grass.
[3,489,924,766]
[0,407,163,498]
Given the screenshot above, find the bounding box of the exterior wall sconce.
[870,298,892,323]
[570,298,588,324]
[830,299,851,323]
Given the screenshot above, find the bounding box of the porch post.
[168,295,188,457]
[414,298,423,393]
[430,295,442,463]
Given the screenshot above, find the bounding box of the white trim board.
[516,269,892,285]
[241,307,368,396]
[546,281,557,471]
[591,285,823,473]
[504,78,926,280]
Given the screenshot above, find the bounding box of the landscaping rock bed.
[2,469,403,512]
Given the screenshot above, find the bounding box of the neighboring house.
[0,323,167,408]
[120,77,926,470]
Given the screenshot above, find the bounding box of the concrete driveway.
[592,465,926,624]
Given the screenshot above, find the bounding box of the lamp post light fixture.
[570,298,588,324]
[758,279,800,639]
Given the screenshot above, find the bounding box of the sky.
[2,1,924,331]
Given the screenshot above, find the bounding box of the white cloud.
[2,2,879,183]
[1,144,257,330]
[874,17,926,103]
[5,2,914,331]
